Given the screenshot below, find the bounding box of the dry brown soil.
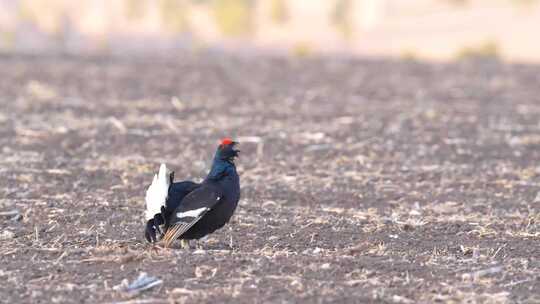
[0,53,539,303]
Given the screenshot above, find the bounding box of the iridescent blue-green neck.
[206,152,234,181]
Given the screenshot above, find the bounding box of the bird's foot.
[180,239,191,249]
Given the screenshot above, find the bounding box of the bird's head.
[216,137,239,162]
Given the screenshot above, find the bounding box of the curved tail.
[145,164,170,220]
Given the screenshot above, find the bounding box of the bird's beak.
[232,142,240,157]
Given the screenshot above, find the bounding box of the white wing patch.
[145,164,170,220]
[177,207,209,219]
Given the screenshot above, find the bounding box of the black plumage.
[144,138,240,247]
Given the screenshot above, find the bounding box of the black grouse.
[144,138,240,248]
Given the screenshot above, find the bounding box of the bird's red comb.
[221,138,233,145]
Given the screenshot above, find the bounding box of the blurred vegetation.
[270,0,288,24]
[2,0,539,60]
[445,0,539,6]
[17,0,36,23]
[213,0,254,36]
[400,50,419,61]
[1,31,16,49]
[292,42,312,57]
[444,0,469,5]
[126,0,146,20]
[332,0,353,39]
[511,0,538,5]
[456,40,500,60]
[160,0,190,33]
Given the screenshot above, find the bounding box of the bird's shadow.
[145,239,237,252]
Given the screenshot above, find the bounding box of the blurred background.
[1,0,540,62]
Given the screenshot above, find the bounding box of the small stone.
[320,263,331,270]
[0,230,15,240]
[11,214,23,222]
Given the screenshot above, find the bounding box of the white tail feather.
[145,164,170,220]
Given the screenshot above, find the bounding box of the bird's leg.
[196,236,208,250]
[153,214,164,239]
[180,239,190,249]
